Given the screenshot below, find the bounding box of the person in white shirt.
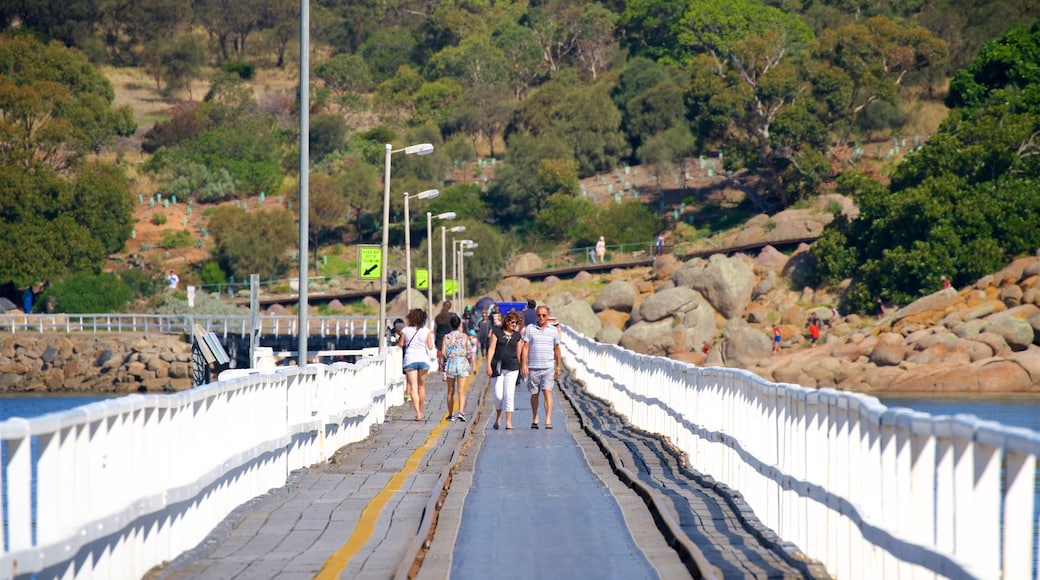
[167,270,179,290]
[398,308,436,421]
[520,306,562,429]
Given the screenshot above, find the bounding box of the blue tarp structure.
[496,301,526,315]
[474,296,496,315]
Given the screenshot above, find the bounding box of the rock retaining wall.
[0,333,193,393]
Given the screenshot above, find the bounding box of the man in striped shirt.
[520,306,562,429]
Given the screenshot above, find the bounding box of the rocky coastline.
[499,247,1040,396]
[0,333,193,394]
[4,190,1039,397]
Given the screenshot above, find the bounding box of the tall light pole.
[427,211,455,318]
[459,241,477,307]
[454,239,474,305]
[441,225,465,303]
[460,250,474,307]
[297,0,310,366]
[380,143,434,352]
[403,188,438,310]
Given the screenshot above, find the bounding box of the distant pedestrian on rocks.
[588,248,596,264]
[167,270,179,290]
[808,320,820,347]
[941,276,952,290]
[772,326,781,354]
[596,236,606,263]
[876,298,886,320]
[656,234,664,256]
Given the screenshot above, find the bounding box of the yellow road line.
[314,418,448,579]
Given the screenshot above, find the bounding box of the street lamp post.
[380,143,434,352]
[454,239,475,307]
[403,189,439,311]
[460,250,474,307]
[441,225,465,303]
[459,241,477,306]
[297,0,310,366]
[426,211,455,318]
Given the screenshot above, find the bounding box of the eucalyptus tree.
[812,15,947,144]
[810,20,1040,312]
[0,35,135,288]
[677,0,814,207]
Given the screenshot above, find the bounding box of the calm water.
[0,395,119,422]
[880,395,1040,432]
[2,394,1039,430]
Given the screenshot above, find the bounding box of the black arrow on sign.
[364,264,379,276]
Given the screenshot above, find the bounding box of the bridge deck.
[148,370,828,580]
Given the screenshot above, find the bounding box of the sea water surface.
[879,395,1040,432]
[0,394,119,422]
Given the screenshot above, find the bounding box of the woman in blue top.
[398,308,435,421]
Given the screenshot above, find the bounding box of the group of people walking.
[395,300,561,430]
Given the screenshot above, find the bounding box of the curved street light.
[403,189,439,310]
[426,211,456,318]
[380,143,434,352]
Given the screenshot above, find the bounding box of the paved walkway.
[148,368,825,579]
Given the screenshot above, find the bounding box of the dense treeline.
[810,20,1040,312]
[0,0,1038,313]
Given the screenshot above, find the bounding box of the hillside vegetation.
[0,2,1038,316]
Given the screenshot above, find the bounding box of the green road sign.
[415,268,429,290]
[444,279,459,296]
[358,246,382,280]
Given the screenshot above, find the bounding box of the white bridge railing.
[562,328,1039,580]
[0,313,382,339]
[0,350,404,580]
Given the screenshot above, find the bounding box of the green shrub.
[160,229,194,249]
[40,272,132,313]
[151,212,166,225]
[222,60,256,80]
[120,268,161,298]
[200,262,227,287]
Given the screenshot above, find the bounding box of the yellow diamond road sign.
[415,268,429,290]
[358,246,382,280]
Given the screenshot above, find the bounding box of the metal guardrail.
[0,314,382,337]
